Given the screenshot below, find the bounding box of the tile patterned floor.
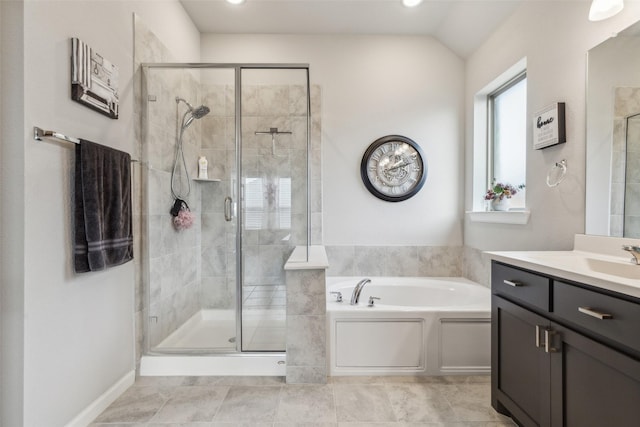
[90,375,517,426]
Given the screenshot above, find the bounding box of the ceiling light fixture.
[226,0,245,4]
[589,0,624,21]
[402,0,423,7]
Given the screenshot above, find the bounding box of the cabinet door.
[550,323,640,427]
[492,296,551,427]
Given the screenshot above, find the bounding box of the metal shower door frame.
[142,63,311,354]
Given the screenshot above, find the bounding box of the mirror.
[586,20,640,237]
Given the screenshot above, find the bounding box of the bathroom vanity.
[488,235,640,427]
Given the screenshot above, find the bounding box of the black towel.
[74,139,133,273]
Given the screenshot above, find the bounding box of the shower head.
[176,96,210,129]
[182,106,210,129]
[191,105,210,119]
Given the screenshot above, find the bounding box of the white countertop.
[284,245,329,270]
[486,235,640,299]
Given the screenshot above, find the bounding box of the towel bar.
[33,126,139,162]
[34,126,80,144]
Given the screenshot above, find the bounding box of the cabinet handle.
[544,329,558,353]
[535,325,543,348]
[503,279,523,287]
[578,306,613,320]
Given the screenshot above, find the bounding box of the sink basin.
[584,258,640,280]
[496,250,640,281]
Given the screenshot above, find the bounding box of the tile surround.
[327,244,490,287]
[325,245,471,282]
[463,246,491,288]
[286,268,327,384]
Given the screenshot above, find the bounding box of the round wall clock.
[360,135,427,202]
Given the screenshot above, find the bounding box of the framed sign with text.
[533,102,565,150]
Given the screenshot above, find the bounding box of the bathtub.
[326,276,491,376]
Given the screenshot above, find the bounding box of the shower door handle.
[224,196,233,221]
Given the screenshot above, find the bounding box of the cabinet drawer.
[554,281,640,354]
[491,262,551,311]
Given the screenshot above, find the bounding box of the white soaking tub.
[326,276,491,376]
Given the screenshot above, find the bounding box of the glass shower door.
[240,67,310,351]
[143,65,239,353]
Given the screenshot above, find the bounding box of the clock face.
[360,135,427,202]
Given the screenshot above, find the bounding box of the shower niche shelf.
[193,178,221,182]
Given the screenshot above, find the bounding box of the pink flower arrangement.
[484,180,525,201]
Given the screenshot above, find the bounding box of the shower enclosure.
[141,64,313,357]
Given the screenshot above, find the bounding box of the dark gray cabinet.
[491,261,640,427]
[492,296,550,426]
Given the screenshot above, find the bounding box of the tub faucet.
[622,245,640,265]
[351,278,371,305]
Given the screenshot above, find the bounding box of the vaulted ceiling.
[180,0,523,58]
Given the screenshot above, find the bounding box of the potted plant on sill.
[484,180,525,211]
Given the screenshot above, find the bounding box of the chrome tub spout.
[351,278,371,305]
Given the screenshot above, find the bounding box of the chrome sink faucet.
[622,245,640,265]
[351,278,371,305]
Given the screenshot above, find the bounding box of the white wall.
[1,2,26,425]
[464,1,640,251]
[201,34,465,246]
[1,1,199,425]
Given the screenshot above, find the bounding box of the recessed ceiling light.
[402,0,423,7]
[226,0,245,5]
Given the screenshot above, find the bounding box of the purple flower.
[484,180,525,201]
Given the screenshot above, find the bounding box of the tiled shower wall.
[612,87,640,238]
[135,19,203,353]
[143,66,203,348]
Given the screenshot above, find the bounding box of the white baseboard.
[64,370,135,427]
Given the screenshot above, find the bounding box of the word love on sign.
[533,102,566,149]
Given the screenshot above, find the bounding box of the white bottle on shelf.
[198,156,208,180]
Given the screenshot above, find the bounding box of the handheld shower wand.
[171,96,211,200]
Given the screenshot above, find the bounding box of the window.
[470,58,529,222]
[488,72,527,209]
[244,177,264,230]
[277,177,291,230]
[244,177,292,230]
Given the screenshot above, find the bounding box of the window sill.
[466,210,530,225]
